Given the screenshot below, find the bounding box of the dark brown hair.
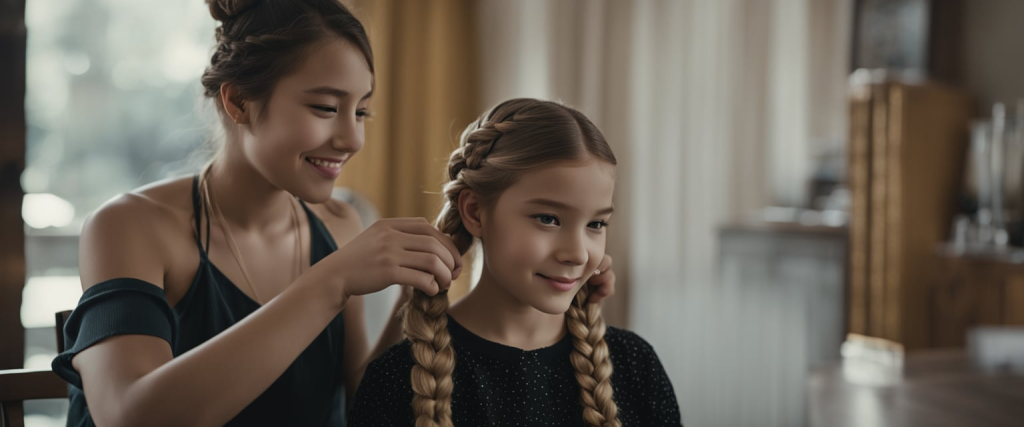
[201,0,374,123]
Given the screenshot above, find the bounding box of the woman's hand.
[313,218,462,307]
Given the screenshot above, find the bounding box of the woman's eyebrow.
[304,86,373,100]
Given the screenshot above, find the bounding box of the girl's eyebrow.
[525,198,614,215]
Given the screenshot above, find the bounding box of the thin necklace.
[202,169,302,304]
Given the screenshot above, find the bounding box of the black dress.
[348,314,683,426]
[52,176,348,426]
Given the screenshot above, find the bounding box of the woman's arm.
[341,295,369,399]
[75,196,459,427]
[73,195,348,427]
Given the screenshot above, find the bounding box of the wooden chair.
[0,310,72,427]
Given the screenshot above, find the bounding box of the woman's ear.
[219,83,250,125]
[458,189,484,238]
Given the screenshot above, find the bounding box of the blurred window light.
[63,52,90,76]
[21,276,82,329]
[24,0,216,233]
[23,193,76,229]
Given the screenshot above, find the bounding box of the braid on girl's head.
[566,285,622,427]
[403,101,525,427]
[434,101,517,253]
[404,288,455,427]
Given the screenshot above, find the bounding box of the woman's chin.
[290,182,336,204]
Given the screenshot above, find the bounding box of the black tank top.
[53,176,348,426]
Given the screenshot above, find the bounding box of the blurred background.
[2,0,1024,426]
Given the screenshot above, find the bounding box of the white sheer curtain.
[476,1,850,425]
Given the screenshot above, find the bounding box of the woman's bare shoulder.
[79,176,198,290]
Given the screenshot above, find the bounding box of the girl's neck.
[449,267,567,351]
[206,149,295,231]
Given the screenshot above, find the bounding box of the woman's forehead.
[279,39,373,96]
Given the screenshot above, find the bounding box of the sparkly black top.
[348,315,683,426]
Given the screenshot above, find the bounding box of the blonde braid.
[400,105,513,427]
[566,285,621,427]
[404,290,455,427]
[435,109,514,252]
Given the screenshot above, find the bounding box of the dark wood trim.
[0,0,27,370]
[0,369,67,402]
[928,0,964,85]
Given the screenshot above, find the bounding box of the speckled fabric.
[349,315,682,426]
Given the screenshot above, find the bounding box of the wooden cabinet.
[847,80,973,349]
[930,246,1024,347]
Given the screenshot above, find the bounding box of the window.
[21,1,214,424]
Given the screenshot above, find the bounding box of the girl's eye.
[588,220,608,230]
[356,109,371,118]
[311,105,338,114]
[533,215,560,226]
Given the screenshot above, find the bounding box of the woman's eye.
[356,109,371,118]
[588,220,609,230]
[533,215,559,226]
[311,105,338,114]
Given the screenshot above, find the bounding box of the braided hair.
[405,98,620,426]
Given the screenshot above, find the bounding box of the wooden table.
[807,349,1024,427]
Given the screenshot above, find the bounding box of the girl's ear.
[458,189,484,238]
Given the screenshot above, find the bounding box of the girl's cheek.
[501,227,543,263]
[586,239,605,269]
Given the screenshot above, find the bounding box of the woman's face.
[477,157,616,315]
[239,38,373,202]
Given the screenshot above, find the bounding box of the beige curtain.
[340,0,483,301]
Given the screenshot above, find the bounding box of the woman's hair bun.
[207,0,261,22]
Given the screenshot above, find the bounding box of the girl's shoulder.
[349,339,416,424]
[605,326,656,352]
[604,327,665,370]
[357,339,416,394]
[604,327,683,425]
[369,338,415,369]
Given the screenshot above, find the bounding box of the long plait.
[403,104,516,426]
[566,285,621,427]
[404,287,455,427]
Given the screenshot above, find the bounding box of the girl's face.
[239,38,373,202]
[477,157,616,315]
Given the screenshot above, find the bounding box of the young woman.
[349,99,682,427]
[48,1,467,426]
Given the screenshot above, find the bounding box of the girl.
[348,99,682,427]
[49,1,466,425]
